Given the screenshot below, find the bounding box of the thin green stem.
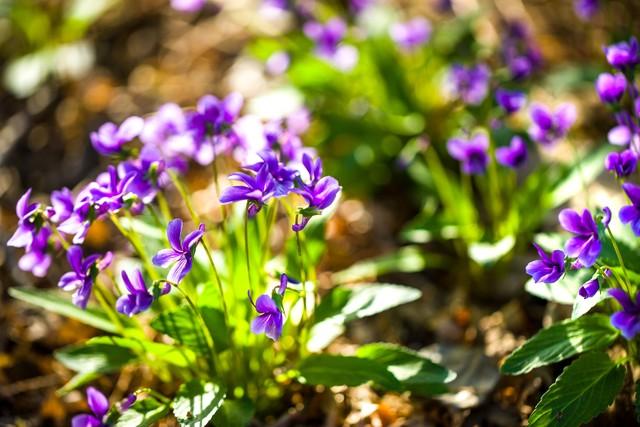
[295,220,309,324]
[110,213,158,281]
[244,206,254,295]
[606,226,632,293]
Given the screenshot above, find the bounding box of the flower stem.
[295,218,309,324]
[244,205,254,295]
[606,226,632,292]
[110,213,158,281]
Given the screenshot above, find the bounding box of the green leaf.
[501,315,619,375]
[467,235,516,267]
[529,352,624,427]
[115,397,170,427]
[331,246,432,283]
[172,380,225,427]
[572,290,607,320]
[55,342,137,374]
[308,283,421,351]
[9,288,117,333]
[525,268,592,305]
[356,343,456,396]
[297,354,401,390]
[57,372,101,395]
[150,306,229,354]
[211,399,254,427]
[87,336,197,369]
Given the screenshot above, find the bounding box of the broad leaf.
[529,352,624,427]
[468,235,516,267]
[572,290,607,320]
[9,288,117,333]
[308,283,421,351]
[115,397,170,427]
[172,380,225,427]
[356,343,456,396]
[87,336,197,369]
[211,399,254,427]
[297,354,401,390]
[55,342,137,374]
[501,315,618,375]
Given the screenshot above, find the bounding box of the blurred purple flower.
[390,18,432,51]
[350,0,373,14]
[605,149,637,178]
[525,243,565,283]
[447,63,490,105]
[304,18,358,71]
[8,188,40,248]
[574,0,599,20]
[496,136,527,169]
[116,269,155,317]
[58,246,113,309]
[620,182,640,235]
[249,292,284,341]
[90,117,144,156]
[18,226,52,278]
[495,88,526,114]
[220,165,276,217]
[152,219,205,284]
[266,51,290,76]
[559,208,601,267]
[609,288,640,339]
[604,37,640,70]
[501,21,542,80]
[72,387,109,427]
[171,0,206,12]
[528,103,576,146]
[595,72,626,104]
[579,278,600,299]
[49,187,74,224]
[446,133,489,175]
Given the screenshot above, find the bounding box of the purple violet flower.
[574,0,599,20]
[525,243,565,283]
[595,73,627,104]
[605,150,637,178]
[18,227,52,278]
[578,277,600,299]
[390,18,432,51]
[528,103,576,146]
[292,154,341,231]
[245,151,298,197]
[620,182,640,235]
[304,18,358,71]
[446,133,490,175]
[558,208,601,268]
[496,136,528,169]
[90,117,144,156]
[604,37,640,70]
[171,0,206,12]
[152,219,205,284]
[447,63,491,105]
[495,88,526,114]
[87,166,136,214]
[220,165,276,217]
[72,387,110,427]
[49,187,74,224]
[249,292,284,341]
[608,288,640,339]
[8,189,41,248]
[116,269,155,317]
[501,21,542,80]
[58,246,113,309]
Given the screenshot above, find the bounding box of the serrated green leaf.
[529,352,624,427]
[308,283,421,351]
[9,288,117,333]
[211,399,254,427]
[356,343,456,396]
[115,397,170,427]
[501,315,619,375]
[297,354,401,390]
[172,380,225,427]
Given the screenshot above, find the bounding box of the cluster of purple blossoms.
[389,18,432,52]
[501,21,543,80]
[447,63,491,105]
[304,18,358,71]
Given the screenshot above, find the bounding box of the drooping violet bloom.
[389,18,432,51]
[304,18,358,71]
[278,273,290,295]
[152,219,205,284]
[447,63,490,105]
[558,208,601,268]
[528,103,576,146]
[574,0,599,20]
[58,246,113,309]
[501,21,543,80]
[49,187,74,224]
[605,150,637,178]
[171,0,206,12]
[249,292,284,341]
[71,387,110,427]
[595,73,626,104]
[604,37,640,70]
[18,227,52,278]
[446,133,490,175]
[266,51,290,76]
[526,243,565,283]
[496,136,527,169]
[620,182,640,235]
[292,154,341,231]
[8,189,40,248]
[578,278,600,299]
[219,165,276,217]
[495,88,526,114]
[608,288,640,339]
[90,117,144,156]
[116,270,155,317]
[602,206,612,227]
